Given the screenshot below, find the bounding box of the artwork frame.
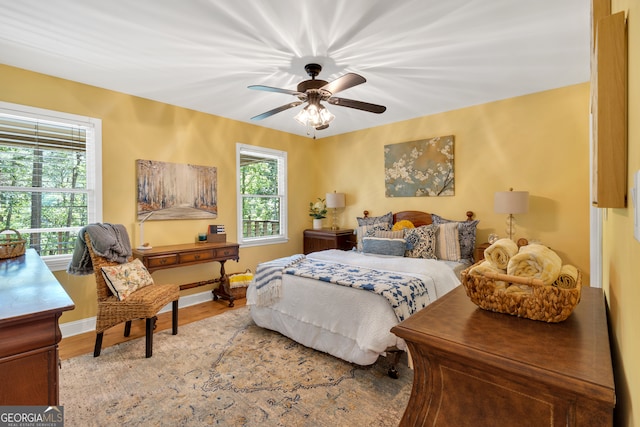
[136,159,218,220]
[384,135,455,197]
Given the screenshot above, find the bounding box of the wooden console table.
[0,249,75,405]
[391,286,615,426]
[133,241,240,306]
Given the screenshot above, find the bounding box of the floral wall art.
[136,159,218,220]
[384,135,454,197]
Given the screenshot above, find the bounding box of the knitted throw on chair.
[67,223,132,276]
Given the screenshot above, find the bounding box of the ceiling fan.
[248,63,386,131]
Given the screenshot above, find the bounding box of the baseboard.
[59,289,215,338]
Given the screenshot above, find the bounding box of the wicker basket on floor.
[227,269,253,299]
[460,263,582,323]
[0,229,27,259]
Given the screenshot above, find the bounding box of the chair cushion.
[101,258,154,300]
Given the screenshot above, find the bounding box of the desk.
[391,286,615,426]
[133,242,239,306]
[0,249,75,405]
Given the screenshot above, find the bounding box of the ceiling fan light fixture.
[294,103,334,128]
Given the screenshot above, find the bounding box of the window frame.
[236,143,288,247]
[0,101,102,271]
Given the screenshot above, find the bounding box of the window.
[0,101,102,271]
[236,143,287,246]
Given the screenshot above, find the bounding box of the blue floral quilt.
[284,258,430,321]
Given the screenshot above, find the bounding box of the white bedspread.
[247,250,461,365]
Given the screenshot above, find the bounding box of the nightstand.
[473,242,491,263]
[303,228,355,254]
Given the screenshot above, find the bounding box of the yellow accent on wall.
[0,64,314,322]
[316,83,591,285]
[606,1,639,425]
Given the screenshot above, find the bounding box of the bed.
[247,210,478,375]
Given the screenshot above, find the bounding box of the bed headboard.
[363,210,474,226]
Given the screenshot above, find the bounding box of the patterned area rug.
[60,307,413,426]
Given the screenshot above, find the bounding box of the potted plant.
[309,198,327,229]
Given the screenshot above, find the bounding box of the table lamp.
[137,211,154,250]
[325,191,346,230]
[494,188,529,240]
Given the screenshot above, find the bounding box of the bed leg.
[387,349,403,379]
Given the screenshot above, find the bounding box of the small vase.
[313,218,323,229]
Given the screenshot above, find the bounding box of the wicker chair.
[85,233,180,358]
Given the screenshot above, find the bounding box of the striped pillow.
[436,222,461,261]
[374,230,405,239]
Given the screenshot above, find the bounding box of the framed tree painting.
[136,159,218,220]
[384,135,454,197]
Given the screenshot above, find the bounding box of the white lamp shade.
[326,192,346,208]
[494,191,529,214]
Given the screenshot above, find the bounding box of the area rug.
[59,307,413,426]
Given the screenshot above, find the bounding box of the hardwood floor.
[59,298,246,360]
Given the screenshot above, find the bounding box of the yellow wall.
[606,1,639,425]
[0,64,315,322]
[316,84,591,285]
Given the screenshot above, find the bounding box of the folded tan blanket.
[484,238,519,269]
[470,260,505,276]
[553,264,579,289]
[507,244,562,286]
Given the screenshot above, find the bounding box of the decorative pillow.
[356,223,391,251]
[392,220,415,231]
[356,211,393,227]
[432,214,479,262]
[403,224,437,259]
[101,258,154,301]
[374,230,405,239]
[362,237,406,257]
[436,222,461,261]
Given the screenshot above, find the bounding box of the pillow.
[403,224,437,259]
[362,237,406,257]
[432,214,479,262]
[356,211,393,227]
[101,258,154,300]
[392,220,415,231]
[435,222,461,261]
[356,223,391,251]
[374,230,405,239]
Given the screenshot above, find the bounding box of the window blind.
[0,115,86,152]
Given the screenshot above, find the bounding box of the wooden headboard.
[363,210,474,226]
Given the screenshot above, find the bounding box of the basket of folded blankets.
[226,269,254,299]
[461,238,581,323]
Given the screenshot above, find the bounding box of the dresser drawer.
[214,246,238,259]
[146,254,178,269]
[179,250,214,263]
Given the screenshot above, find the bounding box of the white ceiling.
[0,0,591,139]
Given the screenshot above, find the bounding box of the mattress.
[247,250,464,365]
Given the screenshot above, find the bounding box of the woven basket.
[227,269,253,300]
[0,228,27,259]
[460,263,582,323]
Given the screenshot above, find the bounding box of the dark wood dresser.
[303,228,355,254]
[391,286,615,426]
[0,249,75,405]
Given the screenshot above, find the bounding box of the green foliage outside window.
[0,118,89,256]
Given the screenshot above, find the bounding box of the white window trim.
[0,101,102,271]
[236,143,288,247]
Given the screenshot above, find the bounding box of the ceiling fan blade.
[327,97,387,114]
[250,102,303,121]
[248,85,302,96]
[320,73,366,95]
